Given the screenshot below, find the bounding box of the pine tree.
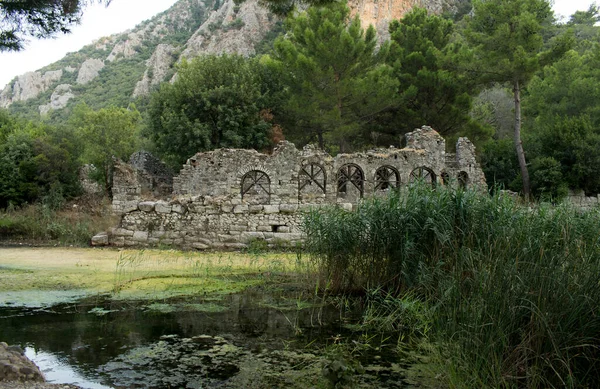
[382,8,488,144]
[266,3,398,151]
[465,0,571,197]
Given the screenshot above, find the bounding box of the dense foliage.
[71,104,141,196]
[0,110,83,208]
[147,55,276,167]
[3,1,600,201]
[266,3,397,151]
[381,8,488,144]
[304,185,600,388]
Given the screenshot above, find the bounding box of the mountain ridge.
[0,0,460,120]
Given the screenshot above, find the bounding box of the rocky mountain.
[0,0,461,120]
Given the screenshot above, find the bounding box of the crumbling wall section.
[109,196,316,249]
[112,160,144,214]
[105,126,487,248]
[565,191,600,210]
[129,151,174,197]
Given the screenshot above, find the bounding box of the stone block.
[172,204,187,214]
[263,205,279,214]
[165,231,181,239]
[225,243,247,250]
[91,232,108,246]
[257,225,272,232]
[120,201,139,213]
[197,238,213,246]
[132,231,149,242]
[150,230,166,239]
[155,201,172,214]
[241,232,265,241]
[205,207,220,215]
[111,228,134,237]
[248,205,264,213]
[339,203,353,211]
[211,242,227,250]
[233,204,249,214]
[279,204,298,213]
[192,243,210,250]
[138,201,156,212]
[221,205,233,213]
[218,234,239,243]
[110,236,125,246]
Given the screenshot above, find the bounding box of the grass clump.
[303,184,600,388]
[0,200,115,246]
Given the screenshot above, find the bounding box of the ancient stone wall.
[112,152,174,214]
[565,190,600,210]
[104,126,486,249]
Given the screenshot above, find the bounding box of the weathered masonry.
[98,126,486,249]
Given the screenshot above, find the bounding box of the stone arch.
[375,165,400,191]
[241,170,270,204]
[337,163,364,198]
[299,163,326,194]
[458,171,469,189]
[409,166,436,188]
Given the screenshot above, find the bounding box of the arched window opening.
[409,166,436,188]
[375,166,400,191]
[241,170,270,203]
[299,163,326,193]
[337,164,364,197]
[458,171,469,189]
[441,172,450,186]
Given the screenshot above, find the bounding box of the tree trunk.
[513,80,531,199]
[317,131,324,150]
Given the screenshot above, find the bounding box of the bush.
[0,201,115,246]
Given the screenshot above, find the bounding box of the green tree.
[568,3,600,26]
[527,115,600,196]
[382,8,490,146]
[147,55,274,167]
[0,0,110,51]
[73,104,139,197]
[0,113,83,208]
[268,3,398,151]
[465,0,571,198]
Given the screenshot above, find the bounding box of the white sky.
[0,0,597,89]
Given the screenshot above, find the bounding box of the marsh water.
[0,289,429,388]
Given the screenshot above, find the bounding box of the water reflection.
[26,347,113,389]
[0,290,356,388]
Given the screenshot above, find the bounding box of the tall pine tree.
[465,0,571,197]
[266,3,398,152]
[381,8,487,145]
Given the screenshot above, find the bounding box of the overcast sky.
[0,0,597,89]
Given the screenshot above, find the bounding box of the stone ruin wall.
[103,126,486,249]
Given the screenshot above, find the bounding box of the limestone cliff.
[0,0,460,116]
[0,70,62,108]
[348,0,459,40]
[181,0,275,59]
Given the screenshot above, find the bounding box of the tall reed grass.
[303,184,600,388]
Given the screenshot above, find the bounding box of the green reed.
[303,184,600,388]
